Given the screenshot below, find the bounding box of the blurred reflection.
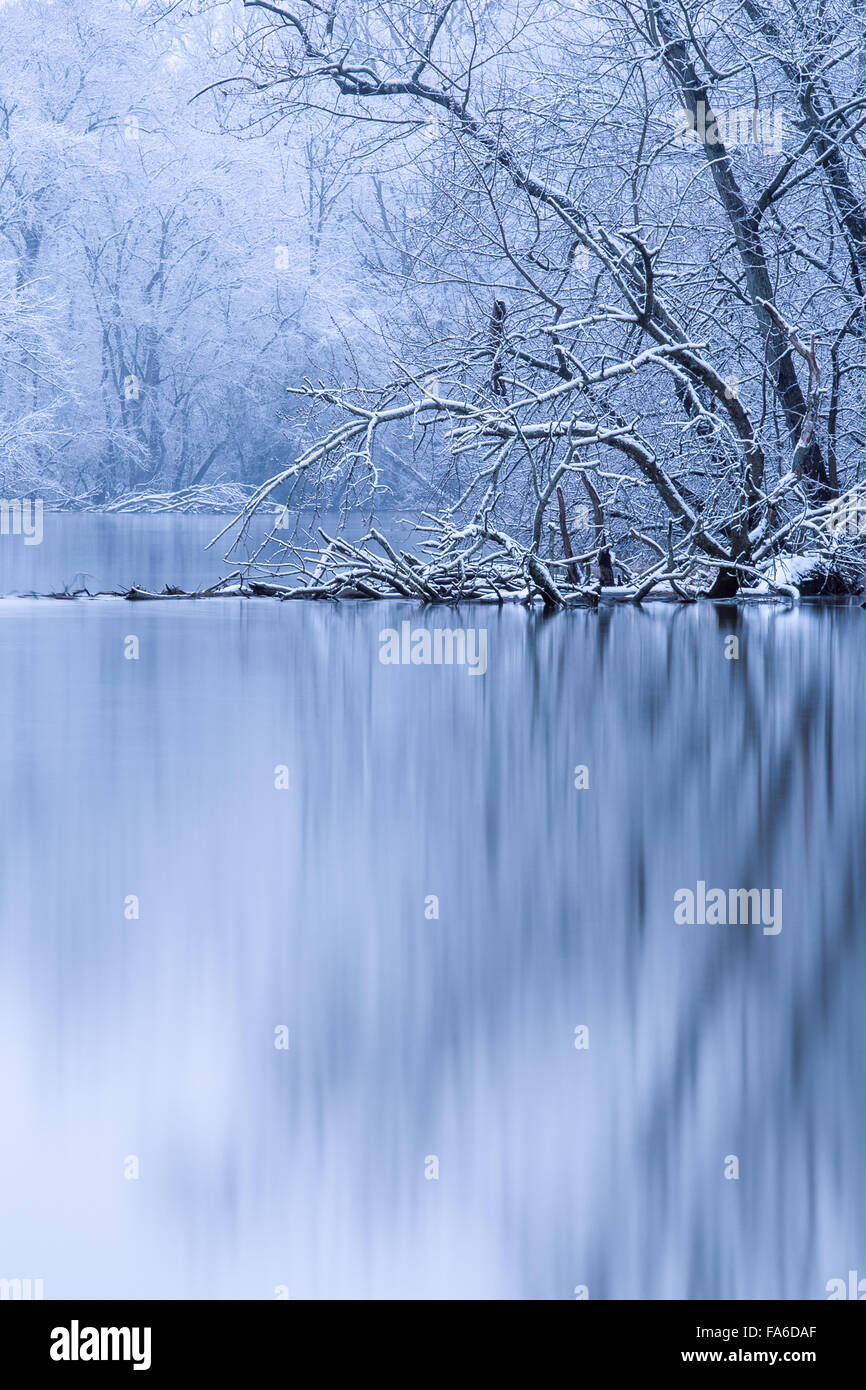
[0,574,864,1298]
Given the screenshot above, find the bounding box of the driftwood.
[9,488,865,606]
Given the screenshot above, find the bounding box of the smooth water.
[0,514,242,595]
[0,510,408,595]
[0,519,864,1299]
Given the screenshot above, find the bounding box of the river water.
[0,517,864,1298]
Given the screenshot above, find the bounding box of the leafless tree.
[211,0,866,602]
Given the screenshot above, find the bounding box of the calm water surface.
[0,519,864,1298]
[0,511,409,595]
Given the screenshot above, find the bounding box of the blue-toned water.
[0,519,864,1299]
[0,511,409,596]
[0,514,241,595]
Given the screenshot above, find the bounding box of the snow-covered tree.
[206,0,866,599]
